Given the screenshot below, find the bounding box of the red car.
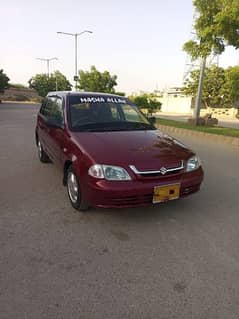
[35,92,204,211]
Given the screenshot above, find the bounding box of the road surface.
[1,103,239,319]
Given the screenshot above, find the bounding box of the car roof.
[47,91,126,99]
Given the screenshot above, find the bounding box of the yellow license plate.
[153,184,180,203]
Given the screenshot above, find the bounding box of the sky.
[1,0,239,94]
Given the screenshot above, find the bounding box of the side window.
[50,97,64,126]
[123,104,146,122]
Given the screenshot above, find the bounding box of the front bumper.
[84,167,204,208]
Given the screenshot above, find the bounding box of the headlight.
[88,164,104,179]
[88,164,131,181]
[103,165,131,181]
[186,156,201,172]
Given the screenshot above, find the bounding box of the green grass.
[156,118,239,138]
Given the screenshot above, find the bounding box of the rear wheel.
[37,140,50,163]
[66,166,89,211]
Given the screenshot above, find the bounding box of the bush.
[129,93,161,115]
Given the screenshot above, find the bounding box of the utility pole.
[194,57,206,125]
[57,30,93,90]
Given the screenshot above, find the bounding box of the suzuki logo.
[160,167,167,175]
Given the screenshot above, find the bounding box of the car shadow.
[80,192,206,226]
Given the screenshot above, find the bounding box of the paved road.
[1,103,239,319]
[157,113,239,129]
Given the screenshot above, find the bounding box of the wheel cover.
[67,172,79,204]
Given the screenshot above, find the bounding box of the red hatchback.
[35,92,204,211]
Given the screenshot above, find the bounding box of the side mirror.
[148,116,156,125]
[45,117,63,129]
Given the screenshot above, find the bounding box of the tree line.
[2,61,239,112]
[0,65,161,114]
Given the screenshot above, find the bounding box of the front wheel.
[66,166,89,211]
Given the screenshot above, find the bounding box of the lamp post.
[57,30,93,90]
[36,57,58,77]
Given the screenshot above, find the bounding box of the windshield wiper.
[72,121,128,132]
[79,126,130,132]
[128,122,155,130]
[72,121,155,132]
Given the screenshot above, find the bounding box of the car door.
[45,96,65,165]
[37,97,54,157]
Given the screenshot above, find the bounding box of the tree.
[29,71,72,97]
[183,0,239,124]
[0,69,10,94]
[221,66,239,107]
[183,0,239,60]
[115,91,126,97]
[129,93,161,115]
[77,66,117,93]
[183,65,226,108]
[183,65,239,108]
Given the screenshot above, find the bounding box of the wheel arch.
[35,130,39,146]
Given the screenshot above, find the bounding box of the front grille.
[129,161,184,179]
[138,170,183,179]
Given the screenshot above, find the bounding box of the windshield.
[68,95,156,132]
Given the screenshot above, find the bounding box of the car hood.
[72,129,193,170]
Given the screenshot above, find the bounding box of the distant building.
[159,87,192,114]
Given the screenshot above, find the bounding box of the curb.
[156,124,239,147]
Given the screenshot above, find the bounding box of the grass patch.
[156,118,239,138]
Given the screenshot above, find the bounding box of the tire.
[37,139,50,163]
[66,165,89,211]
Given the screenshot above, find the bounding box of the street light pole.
[36,57,58,77]
[57,30,93,90]
[75,33,78,85]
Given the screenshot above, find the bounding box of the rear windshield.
[68,95,156,132]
